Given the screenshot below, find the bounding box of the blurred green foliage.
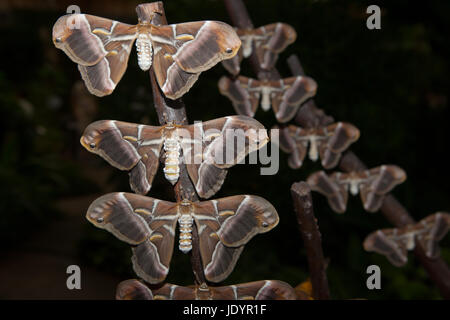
[0,0,449,299]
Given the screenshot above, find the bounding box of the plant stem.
[139,1,206,286]
[291,182,330,300]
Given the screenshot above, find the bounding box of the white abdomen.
[163,138,180,184]
[260,87,271,111]
[178,214,193,253]
[136,33,152,71]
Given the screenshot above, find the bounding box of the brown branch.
[140,1,205,285]
[223,0,330,299]
[288,54,450,299]
[291,182,330,300]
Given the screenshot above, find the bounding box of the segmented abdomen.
[163,138,180,184]
[178,214,193,253]
[136,33,152,71]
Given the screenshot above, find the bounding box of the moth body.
[307,136,320,161]
[163,135,180,184]
[136,33,152,71]
[260,86,272,111]
[348,179,361,196]
[178,213,194,253]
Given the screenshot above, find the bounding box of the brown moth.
[116,279,297,300]
[222,23,297,74]
[364,212,450,266]
[218,75,317,123]
[274,122,360,169]
[52,4,241,99]
[80,115,268,199]
[87,193,279,284]
[307,165,407,213]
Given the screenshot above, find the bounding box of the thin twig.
[291,182,330,300]
[288,54,450,299]
[140,1,205,285]
[223,0,330,299]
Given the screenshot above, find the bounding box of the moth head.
[80,120,111,153]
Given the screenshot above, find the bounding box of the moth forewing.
[326,122,360,153]
[218,76,258,117]
[215,195,279,247]
[307,171,349,213]
[116,279,154,300]
[363,230,409,267]
[415,212,450,258]
[256,23,297,70]
[85,192,151,245]
[80,120,141,170]
[273,76,318,123]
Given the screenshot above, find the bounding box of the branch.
[288,54,450,299]
[223,0,330,299]
[140,1,205,285]
[291,182,330,300]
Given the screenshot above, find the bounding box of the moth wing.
[194,195,279,282]
[86,193,178,284]
[116,279,154,300]
[320,122,360,169]
[180,116,268,199]
[416,212,450,258]
[170,21,241,73]
[271,76,317,123]
[307,171,348,213]
[254,23,297,70]
[53,14,137,96]
[218,76,260,117]
[232,280,297,300]
[221,48,244,75]
[360,165,406,212]
[151,21,241,99]
[80,120,163,194]
[363,230,409,267]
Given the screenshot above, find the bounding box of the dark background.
[0,0,449,299]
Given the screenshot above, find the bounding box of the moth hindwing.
[116,279,296,300]
[307,165,407,213]
[52,4,241,99]
[86,193,279,283]
[275,122,360,169]
[80,116,269,198]
[363,212,450,266]
[219,75,317,123]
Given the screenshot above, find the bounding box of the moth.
[274,122,360,169]
[116,279,297,300]
[80,115,268,199]
[87,192,279,283]
[364,212,450,266]
[222,23,297,75]
[307,165,407,213]
[52,4,241,99]
[218,75,317,123]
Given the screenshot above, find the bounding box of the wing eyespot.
[97,217,104,223]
